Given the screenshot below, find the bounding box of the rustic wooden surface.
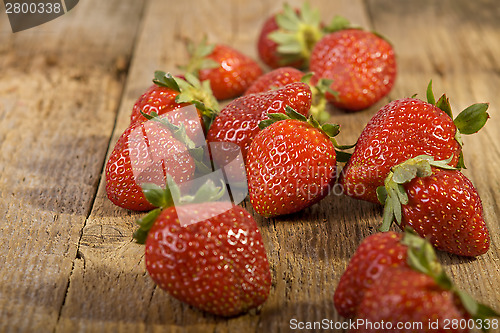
[0,0,499,332]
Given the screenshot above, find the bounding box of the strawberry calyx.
[301,72,337,124]
[377,155,457,231]
[259,106,355,162]
[133,176,226,244]
[401,228,500,326]
[139,111,212,175]
[178,36,220,75]
[153,71,220,131]
[267,2,324,68]
[323,15,352,33]
[425,80,490,168]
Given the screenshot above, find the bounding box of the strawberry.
[333,231,408,318]
[130,71,219,133]
[344,230,499,332]
[105,113,205,211]
[352,267,470,333]
[335,230,499,331]
[244,67,305,95]
[180,38,262,100]
[339,82,489,204]
[244,67,335,123]
[206,82,312,164]
[309,25,397,111]
[377,155,490,257]
[246,108,352,217]
[257,3,325,69]
[133,179,272,317]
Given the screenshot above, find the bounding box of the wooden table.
[1,0,499,332]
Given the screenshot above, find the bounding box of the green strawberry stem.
[139,111,212,175]
[153,71,220,132]
[378,155,456,232]
[133,176,226,244]
[401,229,499,329]
[267,2,325,67]
[259,106,355,159]
[425,80,490,169]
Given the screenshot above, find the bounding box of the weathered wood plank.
[0,1,145,332]
[1,0,499,332]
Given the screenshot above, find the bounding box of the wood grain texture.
[0,1,145,332]
[0,0,499,332]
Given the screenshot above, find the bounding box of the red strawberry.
[244,68,335,124]
[130,71,219,134]
[377,155,490,257]
[134,180,272,317]
[352,267,470,333]
[244,67,304,95]
[257,3,326,69]
[310,27,397,111]
[335,229,499,331]
[181,38,262,100]
[339,83,489,204]
[246,108,350,217]
[333,232,408,318]
[105,115,197,211]
[206,82,312,164]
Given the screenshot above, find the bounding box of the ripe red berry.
[310,29,397,111]
[105,120,195,211]
[339,84,489,204]
[333,232,407,318]
[377,156,490,257]
[207,82,312,163]
[246,108,342,217]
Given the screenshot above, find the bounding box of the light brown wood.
[1,0,499,332]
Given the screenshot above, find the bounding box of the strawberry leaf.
[300,2,319,26]
[268,2,324,67]
[140,111,211,174]
[392,164,418,184]
[135,177,227,244]
[285,106,308,121]
[391,186,403,224]
[435,94,453,118]
[379,197,395,232]
[179,36,219,74]
[153,71,181,92]
[321,123,340,137]
[323,15,351,33]
[133,208,162,244]
[306,75,336,124]
[181,179,226,205]
[454,103,489,135]
[276,3,301,31]
[403,229,453,290]
[258,119,275,130]
[335,150,352,163]
[378,155,457,231]
[142,183,174,209]
[455,290,500,329]
[376,186,388,204]
[426,80,436,105]
[402,229,500,326]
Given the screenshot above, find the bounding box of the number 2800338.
[5,2,63,14]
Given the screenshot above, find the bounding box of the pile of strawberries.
[104,2,498,331]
